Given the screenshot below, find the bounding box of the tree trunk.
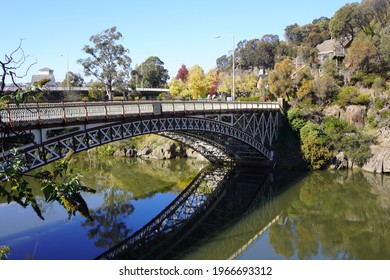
[105,84,113,101]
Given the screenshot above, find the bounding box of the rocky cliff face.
[112,140,208,161]
[323,104,390,174]
[323,105,366,128]
[362,146,390,173]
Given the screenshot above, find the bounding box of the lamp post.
[61,54,70,91]
[214,34,235,101]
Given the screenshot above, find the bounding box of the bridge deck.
[1,101,280,128]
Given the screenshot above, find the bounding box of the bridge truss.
[0,101,281,171]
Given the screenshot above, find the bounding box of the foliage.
[237,96,261,102]
[86,81,106,101]
[329,3,360,40]
[287,108,306,132]
[168,77,189,98]
[336,86,359,106]
[339,134,373,167]
[313,74,338,102]
[131,56,169,88]
[296,79,313,100]
[345,36,379,73]
[299,122,332,170]
[176,64,189,81]
[77,26,131,101]
[236,35,280,71]
[322,116,375,167]
[206,68,219,96]
[234,72,258,97]
[285,17,331,47]
[0,246,11,260]
[169,65,216,99]
[0,149,95,221]
[61,72,84,87]
[187,65,209,99]
[268,58,294,100]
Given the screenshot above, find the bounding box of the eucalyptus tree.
[61,71,84,87]
[78,26,131,101]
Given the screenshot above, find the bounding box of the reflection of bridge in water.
[96,165,281,260]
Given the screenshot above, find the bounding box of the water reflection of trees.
[81,188,134,249]
[73,154,208,196]
[269,171,390,259]
[73,153,208,251]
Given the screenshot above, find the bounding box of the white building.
[31,67,57,87]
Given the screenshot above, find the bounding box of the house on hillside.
[316,37,353,65]
[31,67,57,87]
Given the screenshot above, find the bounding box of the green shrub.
[339,134,373,167]
[300,122,332,170]
[0,246,11,260]
[350,71,365,85]
[287,108,306,132]
[350,93,371,105]
[237,96,261,102]
[372,77,386,91]
[362,74,379,88]
[366,116,378,129]
[373,98,386,110]
[336,86,358,107]
[323,116,351,144]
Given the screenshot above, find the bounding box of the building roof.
[317,39,335,54]
[39,67,54,72]
[316,37,353,55]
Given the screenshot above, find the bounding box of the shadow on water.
[96,164,306,260]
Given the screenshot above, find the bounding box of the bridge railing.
[0,101,280,127]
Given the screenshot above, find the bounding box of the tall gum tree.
[78,27,131,101]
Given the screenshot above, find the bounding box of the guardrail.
[0,101,280,127]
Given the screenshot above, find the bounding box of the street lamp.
[61,54,70,91]
[214,34,235,101]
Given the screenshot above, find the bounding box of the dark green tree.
[329,3,360,40]
[61,71,84,87]
[131,56,169,88]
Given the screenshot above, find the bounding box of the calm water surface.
[1,153,390,260]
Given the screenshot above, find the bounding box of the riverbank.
[89,134,208,162]
[286,101,390,174]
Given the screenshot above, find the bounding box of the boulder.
[137,146,152,157]
[113,149,126,157]
[335,151,348,169]
[163,141,177,159]
[323,105,345,119]
[362,146,390,173]
[125,147,137,157]
[344,105,366,128]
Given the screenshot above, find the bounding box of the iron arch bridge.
[0,100,282,171]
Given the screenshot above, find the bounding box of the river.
[1,153,390,260]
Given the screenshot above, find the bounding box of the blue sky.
[2,0,354,84]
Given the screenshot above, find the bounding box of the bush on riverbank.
[287,107,376,170]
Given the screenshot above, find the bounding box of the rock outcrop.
[111,141,206,161]
[362,145,390,173]
[323,105,367,128]
[344,105,366,128]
